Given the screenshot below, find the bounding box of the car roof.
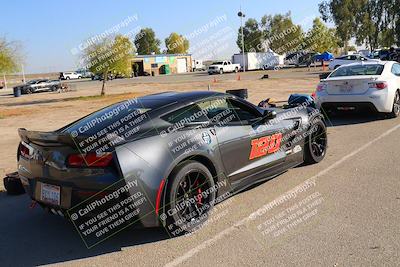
[142,91,226,103]
[343,61,386,67]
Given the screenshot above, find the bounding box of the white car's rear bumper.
[315,89,392,113]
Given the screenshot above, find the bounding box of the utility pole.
[238,8,246,72]
[21,64,26,83]
[3,73,7,90]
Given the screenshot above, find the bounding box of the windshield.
[27,80,39,84]
[329,64,384,78]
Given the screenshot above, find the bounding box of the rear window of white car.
[330,64,384,77]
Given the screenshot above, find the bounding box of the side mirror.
[262,110,277,121]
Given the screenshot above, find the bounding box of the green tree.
[319,0,357,52]
[83,35,134,96]
[165,33,189,54]
[306,18,339,53]
[134,28,161,55]
[0,37,21,75]
[261,13,305,54]
[236,18,264,52]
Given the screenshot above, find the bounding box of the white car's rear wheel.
[388,90,400,118]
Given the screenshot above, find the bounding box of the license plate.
[41,183,60,205]
[337,107,356,111]
[340,86,352,93]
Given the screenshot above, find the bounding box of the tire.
[234,67,238,73]
[3,175,25,195]
[66,77,70,80]
[163,160,216,236]
[387,90,400,118]
[304,117,327,164]
[219,69,224,75]
[26,88,33,94]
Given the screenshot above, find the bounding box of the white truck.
[208,61,241,75]
[192,60,205,71]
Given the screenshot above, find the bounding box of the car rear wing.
[18,128,81,147]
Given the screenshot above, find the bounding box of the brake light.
[67,153,113,167]
[19,142,33,159]
[369,82,388,90]
[317,83,327,92]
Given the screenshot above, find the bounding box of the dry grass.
[0,92,142,119]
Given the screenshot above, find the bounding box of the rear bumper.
[315,90,392,113]
[319,102,378,113]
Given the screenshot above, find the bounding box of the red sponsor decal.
[249,133,282,160]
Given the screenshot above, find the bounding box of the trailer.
[232,51,284,71]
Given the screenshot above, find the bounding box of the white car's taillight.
[369,82,388,90]
[317,83,327,92]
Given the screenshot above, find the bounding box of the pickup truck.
[208,61,241,75]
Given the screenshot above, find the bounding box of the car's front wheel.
[164,161,216,235]
[304,117,327,164]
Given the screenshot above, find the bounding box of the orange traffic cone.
[237,74,241,81]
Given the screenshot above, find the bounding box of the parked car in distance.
[59,72,82,80]
[76,69,93,78]
[328,54,380,70]
[208,61,241,74]
[14,79,63,94]
[315,61,400,118]
[371,49,391,60]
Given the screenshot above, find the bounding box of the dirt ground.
[0,68,322,189]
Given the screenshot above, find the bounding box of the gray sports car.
[17,91,327,245]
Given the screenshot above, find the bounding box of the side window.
[350,55,357,60]
[392,64,400,76]
[228,99,260,122]
[223,62,227,65]
[162,104,208,124]
[197,98,260,124]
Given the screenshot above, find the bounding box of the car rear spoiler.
[18,128,82,147]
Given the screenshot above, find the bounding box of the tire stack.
[3,172,25,195]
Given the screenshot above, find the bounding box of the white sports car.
[315,61,400,118]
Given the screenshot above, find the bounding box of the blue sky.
[1,0,322,73]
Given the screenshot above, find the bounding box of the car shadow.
[323,112,387,127]
[0,192,169,266]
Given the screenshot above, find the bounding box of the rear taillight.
[67,153,113,167]
[19,142,33,159]
[317,83,327,92]
[369,82,388,90]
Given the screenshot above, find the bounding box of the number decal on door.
[249,133,282,160]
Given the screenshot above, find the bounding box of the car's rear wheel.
[304,118,327,164]
[219,69,224,75]
[387,90,400,118]
[164,161,215,235]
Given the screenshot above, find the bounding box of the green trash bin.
[161,64,170,75]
